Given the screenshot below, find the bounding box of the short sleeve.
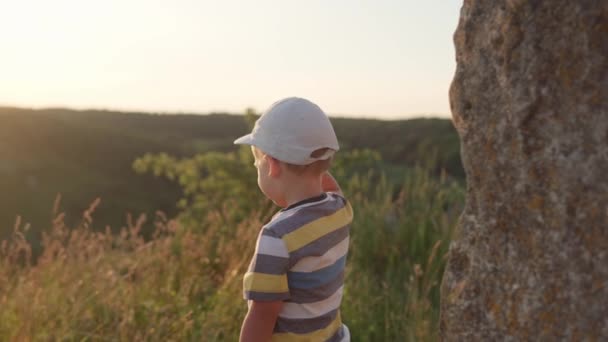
[243,229,290,301]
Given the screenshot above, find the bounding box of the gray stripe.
[244,290,290,301]
[264,199,346,237]
[274,309,339,334]
[250,254,289,275]
[326,325,346,342]
[289,225,350,265]
[288,270,344,303]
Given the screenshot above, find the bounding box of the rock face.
[441,1,608,340]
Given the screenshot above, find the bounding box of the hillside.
[0,107,462,242]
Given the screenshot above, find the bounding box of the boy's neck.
[281,175,324,208]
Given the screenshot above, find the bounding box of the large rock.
[441,1,608,340]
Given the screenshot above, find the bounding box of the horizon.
[0,1,461,120]
[0,104,452,121]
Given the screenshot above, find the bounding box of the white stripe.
[341,325,350,342]
[279,286,343,319]
[284,195,332,212]
[290,236,349,272]
[271,196,332,223]
[256,235,289,258]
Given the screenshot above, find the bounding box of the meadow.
[0,108,464,341]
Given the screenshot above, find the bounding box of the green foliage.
[332,148,382,180]
[332,117,463,178]
[0,106,462,245]
[0,155,463,340]
[132,146,392,232]
[0,106,465,340]
[133,147,271,230]
[342,167,463,340]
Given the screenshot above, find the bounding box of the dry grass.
[0,168,463,341]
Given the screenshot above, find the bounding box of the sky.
[0,1,462,119]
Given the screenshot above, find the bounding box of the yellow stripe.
[283,203,353,253]
[271,312,342,342]
[243,272,289,293]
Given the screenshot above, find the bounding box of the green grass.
[0,165,463,341]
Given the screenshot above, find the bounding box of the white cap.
[234,97,340,165]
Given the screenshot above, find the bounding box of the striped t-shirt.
[243,192,353,341]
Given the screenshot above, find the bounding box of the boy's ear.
[266,155,282,178]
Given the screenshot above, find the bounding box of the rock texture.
[441,1,608,340]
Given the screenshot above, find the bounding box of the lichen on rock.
[441,1,608,340]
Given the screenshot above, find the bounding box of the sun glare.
[0,0,459,118]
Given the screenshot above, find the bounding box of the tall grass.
[0,167,463,341]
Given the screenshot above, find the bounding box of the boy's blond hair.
[253,146,334,176]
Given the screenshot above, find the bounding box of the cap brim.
[233,134,254,145]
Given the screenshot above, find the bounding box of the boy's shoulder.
[263,192,352,240]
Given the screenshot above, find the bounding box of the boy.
[234,97,353,342]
